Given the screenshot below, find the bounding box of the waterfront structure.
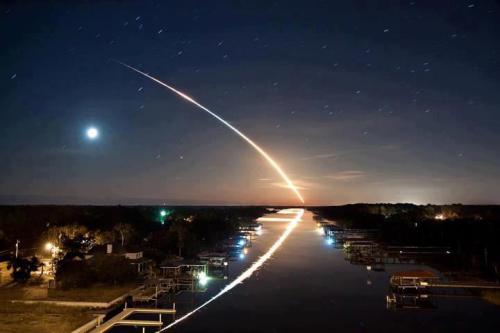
[390,270,440,292]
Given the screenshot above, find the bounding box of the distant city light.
[434,214,445,220]
[86,127,99,140]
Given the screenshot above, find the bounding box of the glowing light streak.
[277,208,301,214]
[156,208,304,332]
[115,61,304,204]
[257,217,295,222]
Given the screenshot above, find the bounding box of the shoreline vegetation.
[312,204,500,282]
[1,204,499,281]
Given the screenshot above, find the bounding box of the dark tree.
[7,256,42,283]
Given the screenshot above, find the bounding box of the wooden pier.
[88,307,176,333]
[429,282,500,290]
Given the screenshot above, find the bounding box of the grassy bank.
[47,283,137,302]
[0,282,137,302]
[0,283,137,333]
[0,302,93,333]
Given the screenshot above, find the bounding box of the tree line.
[0,205,267,287]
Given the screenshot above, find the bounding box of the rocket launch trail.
[115,60,304,204]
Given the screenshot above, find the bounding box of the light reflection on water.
[111,210,500,333]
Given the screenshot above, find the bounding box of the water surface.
[113,209,500,332]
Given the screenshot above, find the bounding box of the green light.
[160,209,167,217]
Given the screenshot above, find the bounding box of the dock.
[429,282,500,290]
[88,307,176,333]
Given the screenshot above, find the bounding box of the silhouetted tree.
[113,223,134,247]
[7,256,42,283]
[93,229,114,245]
[91,254,138,285]
[45,224,88,245]
[56,260,93,289]
[170,221,189,257]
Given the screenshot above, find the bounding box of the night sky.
[1,1,499,205]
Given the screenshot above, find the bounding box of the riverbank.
[0,283,137,332]
[0,301,93,333]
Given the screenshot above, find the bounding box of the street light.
[15,240,20,258]
[45,242,54,252]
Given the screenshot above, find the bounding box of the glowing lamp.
[198,271,208,286]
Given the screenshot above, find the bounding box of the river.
[114,209,500,332]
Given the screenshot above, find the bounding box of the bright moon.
[86,127,99,140]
